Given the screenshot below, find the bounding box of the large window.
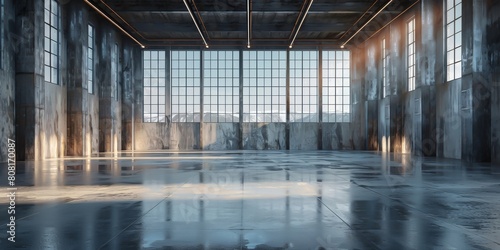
[290,51,318,122]
[44,0,60,84]
[171,51,201,122]
[243,51,286,122]
[203,51,239,122]
[141,48,352,124]
[87,25,94,94]
[407,18,416,91]
[446,0,462,81]
[382,38,390,97]
[322,51,350,123]
[143,51,166,122]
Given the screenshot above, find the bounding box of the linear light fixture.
[341,0,393,47]
[364,0,420,43]
[247,0,251,48]
[84,0,145,48]
[183,0,209,48]
[289,0,314,49]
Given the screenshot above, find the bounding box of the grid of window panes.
[407,18,416,91]
[382,38,390,97]
[87,25,94,94]
[171,51,201,122]
[322,51,350,122]
[143,51,166,122]
[203,51,239,122]
[446,0,462,81]
[111,44,118,100]
[290,51,318,122]
[44,0,60,84]
[243,51,286,122]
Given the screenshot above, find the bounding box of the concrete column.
[351,47,366,150]
[66,0,87,156]
[0,0,16,163]
[365,43,379,150]
[417,0,441,157]
[461,0,491,162]
[97,26,121,153]
[121,41,136,150]
[489,2,500,164]
[14,0,44,160]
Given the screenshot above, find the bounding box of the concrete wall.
[489,0,500,164]
[14,0,67,161]
[5,0,498,162]
[130,47,354,151]
[0,0,15,163]
[353,0,500,163]
[4,0,134,161]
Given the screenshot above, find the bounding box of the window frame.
[382,37,390,98]
[203,50,240,123]
[445,0,462,82]
[44,0,60,85]
[322,50,351,123]
[87,24,95,94]
[289,50,319,123]
[170,50,202,123]
[111,43,119,100]
[143,50,167,123]
[407,17,416,92]
[242,50,287,123]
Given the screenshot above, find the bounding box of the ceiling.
[88,0,418,48]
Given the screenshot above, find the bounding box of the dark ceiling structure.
[86,0,419,48]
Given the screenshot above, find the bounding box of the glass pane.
[455,32,462,47]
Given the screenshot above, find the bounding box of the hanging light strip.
[289,0,314,48]
[341,0,393,48]
[84,0,145,48]
[183,0,209,48]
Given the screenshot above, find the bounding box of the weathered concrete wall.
[354,0,498,163]
[14,0,67,160]
[96,20,122,153]
[121,41,135,151]
[242,123,286,150]
[66,0,87,156]
[351,47,366,150]
[9,0,134,160]
[322,123,352,150]
[0,1,15,162]
[170,123,200,150]
[489,0,500,164]
[290,123,319,150]
[134,123,170,150]
[0,0,16,163]
[202,123,240,150]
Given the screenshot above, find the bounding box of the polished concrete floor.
[1,151,500,250]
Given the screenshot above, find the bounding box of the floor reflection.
[0,151,499,249]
